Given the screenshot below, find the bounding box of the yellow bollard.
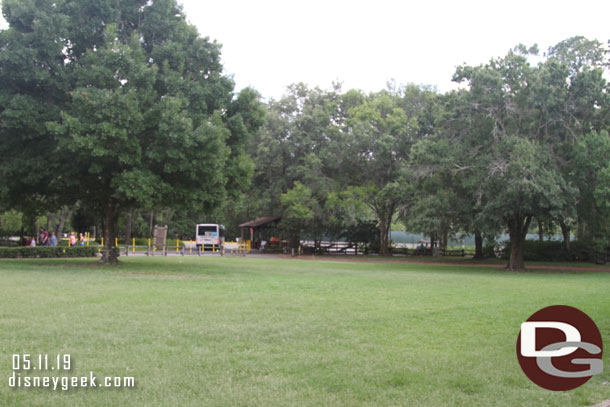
[86,232,90,247]
[176,239,179,253]
[132,237,135,253]
[213,242,215,253]
[101,237,104,247]
[115,237,118,248]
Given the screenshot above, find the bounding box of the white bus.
[195,224,225,251]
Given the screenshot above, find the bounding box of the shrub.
[0,246,99,258]
[262,246,286,254]
[494,239,609,263]
[481,244,499,258]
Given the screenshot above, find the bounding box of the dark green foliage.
[495,240,609,263]
[341,220,380,246]
[0,246,98,258]
[0,0,264,263]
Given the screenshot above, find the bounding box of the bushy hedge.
[495,240,608,263]
[0,246,99,258]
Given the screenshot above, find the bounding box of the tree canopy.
[0,0,264,263]
[0,2,608,270]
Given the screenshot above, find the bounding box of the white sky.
[1,0,608,100]
[178,0,610,100]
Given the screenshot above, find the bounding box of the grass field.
[0,256,608,406]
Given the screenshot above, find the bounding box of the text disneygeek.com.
[8,354,135,391]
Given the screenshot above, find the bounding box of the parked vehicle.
[195,224,225,251]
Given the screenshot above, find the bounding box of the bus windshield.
[197,226,217,236]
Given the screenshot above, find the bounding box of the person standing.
[49,232,57,247]
[69,232,77,246]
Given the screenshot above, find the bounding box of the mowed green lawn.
[0,257,608,407]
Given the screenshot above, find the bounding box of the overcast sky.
[1,0,608,100]
[178,0,610,100]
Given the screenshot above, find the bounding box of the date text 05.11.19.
[12,354,71,371]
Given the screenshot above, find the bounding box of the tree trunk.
[559,219,571,251]
[386,213,392,253]
[55,206,75,238]
[379,219,390,256]
[289,234,300,251]
[125,210,133,247]
[441,229,449,250]
[375,204,395,256]
[507,214,531,271]
[48,213,55,232]
[576,215,586,240]
[101,198,120,264]
[473,229,484,259]
[148,210,154,239]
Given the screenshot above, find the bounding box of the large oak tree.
[0,0,263,263]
